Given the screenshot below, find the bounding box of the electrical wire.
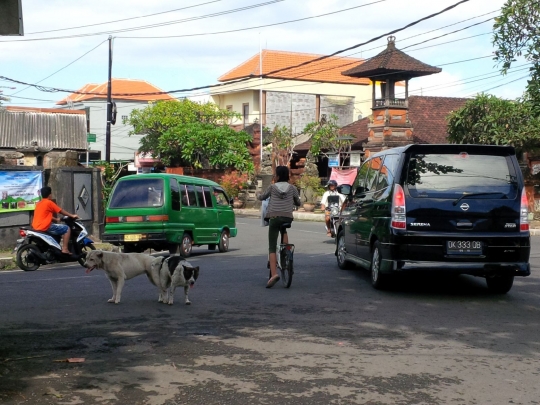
[26,0,225,35]
[117,0,387,39]
[0,0,286,42]
[8,39,108,97]
[0,0,474,97]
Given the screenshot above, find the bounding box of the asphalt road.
[1,217,540,405]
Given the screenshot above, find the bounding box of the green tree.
[493,0,540,111]
[126,99,254,172]
[303,114,353,168]
[266,124,295,167]
[447,93,540,151]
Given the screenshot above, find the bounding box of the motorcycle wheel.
[77,243,96,267]
[16,244,41,271]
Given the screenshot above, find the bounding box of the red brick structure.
[342,35,442,156]
[339,95,469,148]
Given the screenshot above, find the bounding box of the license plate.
[124,234,142,242]
[447,240,482,255]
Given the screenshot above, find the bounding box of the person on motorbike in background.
[320,180,346,237]
[32,186,79,254]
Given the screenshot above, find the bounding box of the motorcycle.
[14,217,95,271]
[326,195,341,238]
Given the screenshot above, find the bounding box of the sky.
[0,0,531,110]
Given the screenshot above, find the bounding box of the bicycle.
[267,222,295,288]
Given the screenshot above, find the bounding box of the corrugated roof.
[0,108,87,150]
[218,50,370,85]
[56,78,176,105]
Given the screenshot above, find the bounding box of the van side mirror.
[337,184,352,195]
[229,198,234,206]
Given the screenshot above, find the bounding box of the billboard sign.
[0,171,42,212]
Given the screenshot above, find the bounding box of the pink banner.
[329,167,358,186]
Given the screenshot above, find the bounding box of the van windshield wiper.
[452,192,506,206]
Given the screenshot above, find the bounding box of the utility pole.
[105,35,113,163]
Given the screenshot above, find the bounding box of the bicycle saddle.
[280,223,292,230]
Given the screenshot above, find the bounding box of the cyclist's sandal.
[266,275,280,288]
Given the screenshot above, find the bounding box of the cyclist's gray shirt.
[258,182,301,219]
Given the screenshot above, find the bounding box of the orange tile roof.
[56,78,176,105]
[218,50,370,86]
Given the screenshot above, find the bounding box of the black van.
[335,144,530,293]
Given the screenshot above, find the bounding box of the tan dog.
[85,250,160,304]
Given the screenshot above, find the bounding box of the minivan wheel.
[218,231,229,252]
[485,275,514,294]
[180,233,193,258]
[371,241,387,289]
[336,231,353,269]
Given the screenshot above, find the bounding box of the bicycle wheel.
[280,249,293,288]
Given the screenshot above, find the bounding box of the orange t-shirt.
[32,199,62,231]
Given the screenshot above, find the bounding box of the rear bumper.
[379,233,530,277]
[385,259,530,277]
[101,233,167,244]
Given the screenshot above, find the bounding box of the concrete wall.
[266,92,317,135]
[0,166,103,249]
[209,77,372,125]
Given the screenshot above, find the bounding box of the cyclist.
[257,166,301,288]
[320,180,346,237]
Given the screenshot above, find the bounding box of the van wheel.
[180,233,193,258]
[371,241,388,289]
[336,231,353,269]
[486,275,514,294]
[218,231,229,252]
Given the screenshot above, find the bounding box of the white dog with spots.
[151,256,199,305]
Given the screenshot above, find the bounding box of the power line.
[8,39,108,97]
[0,0,285,42]
[117,0,387,39]
[0,0,473,97]
[26,0,224,35]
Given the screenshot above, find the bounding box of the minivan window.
[196,186,214,208]
[213,187,229,205]
[366,157,382,192]
[170,179,180,211]
[109,178,164,208]
[353,161,370,195]
[406,153,517,198]
[181,184,198,206]
[376,154,399,191]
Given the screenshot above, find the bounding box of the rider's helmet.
[327,180,338,188]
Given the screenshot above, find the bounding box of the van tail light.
[106,215,168,223]
[520,187,529,232]
[391,184,407,230]
[19,229,27,237]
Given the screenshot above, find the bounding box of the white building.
[56,79,175,162]
[206,50,373,141]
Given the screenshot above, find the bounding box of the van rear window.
[406,153,517,199]
[109,179,164,208]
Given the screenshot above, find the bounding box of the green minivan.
[102,173,237,257]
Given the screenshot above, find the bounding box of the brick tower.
[342,36,442,156]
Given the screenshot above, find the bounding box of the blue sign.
[328,155,340,167]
